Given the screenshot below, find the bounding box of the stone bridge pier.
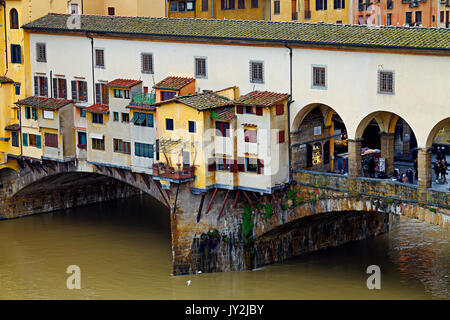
[1,160,449,275]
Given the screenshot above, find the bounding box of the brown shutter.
[208,158,216,171]
[43,77,48,97]
[237,157,245,172]
[34,76,39,95]
[71,81,77,101]
[53,78,58,98]
[236,105,243,114]
[256,106,263,116]
[83,81,88,101]
[62,79,67,99]
[95,83,101,104]
[257,159,264,174]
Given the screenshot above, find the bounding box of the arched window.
[10,9,19,29]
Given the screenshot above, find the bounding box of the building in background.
[76,0,165,17]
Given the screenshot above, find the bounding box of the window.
[113,139,131,154]
[161,91,176,101]
[251,0,259,8]
[216,121,230,137]
[278,130,285,143]
[186,1,195,10]
[387,1,393,9]
[25,107,31,119]
[416,11,422,24]
[92,113,104,124]
[131,112,154,127]
[14,83,20,95]
[10,9,19,29]
[440,11,444,23]
[195,57,207,78]
[276,104,284,115]
[250,61,264,83]
[36,43,46,62]
[53,78,67,99]
[222,0,235,9]
[387,13,392,25]
[245,157,258,173]
[170,2,178,11]
[334,0,345,9]
[32,107,38,120]
[114,89,123,98]
[406,12,412,25]
[238,0,245,9]
[80,108,86,118]
[312,66,326,88]
[316,0,327,10]
[245,106,255,114]
[71,80,88,102]
[188,121,196,133]
[378,71,394,94]
[135,142,154,158]
[78,132,87,148]
[122,113,129,123]
[216,158,231,171]
[71,4,79,14]
[34,76,48,97]
[11,44,21,64]
[244,128,257,143]
[108,7,115,15]
[166,118,174,130]
[92,138,105,150]
[274,1,280,14]
[25,134,41,148]
[113,112,119,121]
[45,133,58,148]
[141,53,154,74]
[124,90,130,99]
[95,49,104,68]
[95,83,109,105]
[202,0,209,11]
[12,132,19,147]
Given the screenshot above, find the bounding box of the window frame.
[36,43,47,63]
[311,64,327,90]
[10,9,19,29]
[166,118,174,131]
[250,60,264,84]
[377,70,395,95]
[11,44,21,64]
[141,53,154,74]
[95,48,105,68]
[194,56,207,79]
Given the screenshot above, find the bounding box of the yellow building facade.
[81,0,165,17]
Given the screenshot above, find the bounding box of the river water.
[0,195,448,300]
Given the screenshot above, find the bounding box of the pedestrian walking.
[433,160,441,183]
[440,158,447,184]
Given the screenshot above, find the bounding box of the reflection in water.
[0,195,448,300]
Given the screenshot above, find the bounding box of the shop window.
[312,143,322,165]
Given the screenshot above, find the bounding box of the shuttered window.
[10,9,19,29]
[202,0,209,10]
[216,121,230,137]
[135,142,154,158]
[95,49,105,67]
[222,0,235,9]
[92,138,105,150]
[238,0,245,8]
[11,44,21,64]
[113,139,131,154]
[141,53,153,74]
[71,80,88,102]
[95,83,109,105]
[276,104,284,115]
[274,1,280,14]
[11,132,19,147]
[278,130,285,143]
[251,0,258,8]
[34,76,48,97]
[53,78,67,99]
[36,43,46,62]
[313,67,326,87]
[45,133,58,148]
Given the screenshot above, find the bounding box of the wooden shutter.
[236,105,243,114]
[71,81,77,101]
[95,83,101,104]
[221,0,225,9]
[22,133,28,146]
[62,79,67,99]
[278,130,285,143]
[230,0,235,9]
[36,135,41,149]
[208,158,216,171]
[255,106,263,116]
[82,81,88,101]
[276,104,284,115]
[257,159,264,174]
[43,77,48,97]
[53,78,58,98]
[34,76,39,95]
[237,157,245,172]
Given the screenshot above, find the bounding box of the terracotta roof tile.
[235,91,290,107]
[153,76,195,90]
[0,76,14,84]
[14,96,73,109]
[22,14,450,51]
[107,79,142,88]
[85,104,109,114]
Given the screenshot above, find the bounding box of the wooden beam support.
[242,190,254,207]
[217,190,231,221]
[172,183,180,214]
[196,193,206,223]
[205,188,218,215]
[232,190,240,208]
[114,167,126,180]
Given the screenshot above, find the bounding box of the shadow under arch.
[426,117,450,148]
[0,167,19,182]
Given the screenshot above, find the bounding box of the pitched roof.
[211,107,235,121]
[5,124,20,131]
[127,104,156,111]
[85,104,109,114]
[107,79,142,88]
[153,76,195,90]
[0,76,14,84]
[14,96,73,109]
[155,92,233,110]
[235,91,290,107]
[22,14,450,52]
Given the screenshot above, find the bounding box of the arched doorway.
[356,112,418,182]
[425,118,450,190]
[292,104,348,174]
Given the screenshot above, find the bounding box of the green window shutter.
[149,144,154,158]
[36,135,41,149]
[25,107,30,119]
[22,133,28,146]
[130,112,139,124]
[147,113,153,127]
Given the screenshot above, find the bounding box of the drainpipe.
[81,0,84,14]
[284,42,293,183]
[50,70,53,97]
[211,0,214,19]
[1,1,8,71]
[86,33,95,103]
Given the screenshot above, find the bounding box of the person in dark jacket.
[434,160,441,183]
[440,158,447,184]
[368,156,375,178]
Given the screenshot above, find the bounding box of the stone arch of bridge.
[426,117,450,148]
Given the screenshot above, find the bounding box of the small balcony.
[152,163,196,183]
